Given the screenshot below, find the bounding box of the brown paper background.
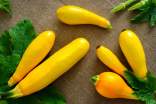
[0,0,156,104]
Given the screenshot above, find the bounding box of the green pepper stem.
[111,0,136,13]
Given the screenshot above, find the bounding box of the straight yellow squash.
[119,29,147,79]
[8,31,55,87]
[6,38,90,98]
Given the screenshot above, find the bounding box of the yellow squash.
[8,31,55,87]
[92,72,137,99]
[7,38,90,98]
[96,45,127,76]
[119,29,147,79]
[57,5,112,29]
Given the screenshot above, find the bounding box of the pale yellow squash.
[57,5,112,29]
[119,29,147,79]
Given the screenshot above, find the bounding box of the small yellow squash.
[96,45,127,76]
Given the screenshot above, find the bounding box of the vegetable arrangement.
[0,2,155,104]
[92,29,156,104]
[0,19,90,101]
[112,0,156,27]
[4,38,89,98]
[0,0,11,14]
[0,20,66,104]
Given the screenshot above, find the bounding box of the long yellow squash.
[96,45,127,76]
[6,38,90,98]
[119,29,147,79]
[57,5,112,29]
[8,31,55,87]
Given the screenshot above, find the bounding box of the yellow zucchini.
[8,31,55,87]
[96,45,127,76]
[57,5,112,29]
[7,38,90,98]
[119,29,147,79]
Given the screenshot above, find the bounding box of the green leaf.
[0,0,11,14]
[149,9,156,26]
[125,70,156,104]
[8,20,36,55]
[0,54,20,85]
[134,90,156,104]
[131,10,150,23]
[130,0,156,27]
[0,19,36,86]
[7,87,66,104]
[112,0,156,27]
[146,73,156,91]
[35,87,66,104]
[0,32,12,55]
[124,70,145,90]
[0,100,8,104]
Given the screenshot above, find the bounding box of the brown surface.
[0,0,156,104]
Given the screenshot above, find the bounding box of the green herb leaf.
[131,0,156,27]
[112,0,156,27]
[145,72,156,91]
[133,89,156,104]
[125,70,156,104]
[7,87,66,104]
[124,70,145,90]
[0,100,8,104]
[0,0,11,14]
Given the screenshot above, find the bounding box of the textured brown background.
[0,0,156,104]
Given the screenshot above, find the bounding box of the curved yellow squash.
[57,5,112,29]
[8,38,90,98]
[96,45,127,76]
[8,31,55,87]
[119,29,147,79]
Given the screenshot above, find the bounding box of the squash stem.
[91,75,99,85]
[0,87,23,99]
[128,0,149,11]
[111,0,136,13]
